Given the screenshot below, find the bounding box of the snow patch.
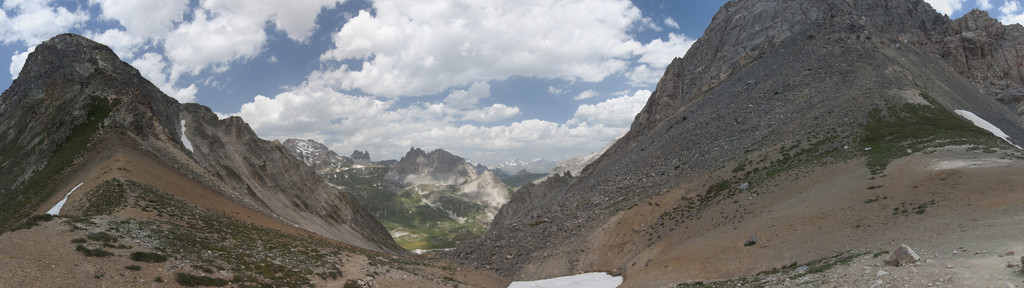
[955,110,1023,149]
[46,182,84,216]
[508,272,623,288]
[180,120,194,152]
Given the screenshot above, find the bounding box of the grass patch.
[175,273,229,287]
[125,265,141,271]
[860,93,1004,174]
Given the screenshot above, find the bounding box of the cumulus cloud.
[90,0,187,40]
[0,0,89,46]
[9,46,33,80]
[575,90,598,100]
[569,90,650,127]
[131,53,198,102]
[979,0,993,10]
[664,17,680,29]
[462,104,521,122]
[924,0,967,15]
[444,81,491,109]
[318,0,644,97]
[628,33,695,86]
[999,1,1024,24]
[85,29,143,59]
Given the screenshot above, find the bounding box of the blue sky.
[0,0,1009,166]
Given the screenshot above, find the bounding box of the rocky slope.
[386,148,479,186]
[451,0,1024,284]
[0,34,402,255]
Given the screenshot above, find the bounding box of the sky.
[0,0,1015,166]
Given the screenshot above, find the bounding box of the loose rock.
[885,244,921,267]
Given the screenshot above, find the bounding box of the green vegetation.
[86,232,118,243]
[130,251,168,263]
[677,251,870,287]
[324,167,490,250]
[175,273,229,287]
[0,96,119,232]
[125,265,141,271]
[860,93,1005,174]
[75,244,114,257]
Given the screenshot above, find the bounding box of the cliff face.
[453,0,1024,280]
[0,34,403,254]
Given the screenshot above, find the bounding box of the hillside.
[0,34,504,287]
[450,0,1024,286]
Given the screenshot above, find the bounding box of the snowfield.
[955,110,1023,149]
[46,182,84,216]
[180,120,194,152]
[507,272,622,288]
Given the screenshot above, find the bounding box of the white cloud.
[9,46,33,80]
[131,52,198,103]
[163,9,268,80]
[569,90,649,127]
[462,104,520,122]
[924,0,967,15]
[318,0,644,97]
[627,33,694,86]
[90,0,187,40]
[979,0,993,10]
[444,81,490,109]
[84,29,143,59]
[0,0,89,46]
[548,86,565,95]
[999,1,1024,24]
[664,17,680,29]
[574,90,598,100]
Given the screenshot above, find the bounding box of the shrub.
[125,265,141,271]
[130,251,168,263]
[75,245,114,257]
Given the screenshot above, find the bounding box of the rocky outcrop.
[282,139,353,172]
[385,148,478,186]
[0,34,403,253]
[350,150,372,166]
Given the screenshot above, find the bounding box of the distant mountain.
[501,169,548,188]
[533,134,621,184]
[284,141,512,250]
[281,139,353,172]
[494,158,557,174]
[386,148,479,186]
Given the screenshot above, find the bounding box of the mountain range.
[5,0,1024,287]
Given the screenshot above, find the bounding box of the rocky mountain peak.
[282,139,353,172]
[385,147,478,186]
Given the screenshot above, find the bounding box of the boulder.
[884,244,921,267]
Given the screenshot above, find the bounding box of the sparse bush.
[75,244,114,257]
[86,232,118,243]
[130,251,168,263]
[71,238,87,244]
[125,265,141,271]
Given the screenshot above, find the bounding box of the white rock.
[876,270,890,277]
